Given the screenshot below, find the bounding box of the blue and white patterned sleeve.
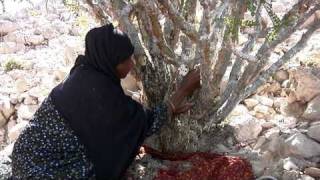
[145,103,169,137]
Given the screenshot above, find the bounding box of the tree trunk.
[84,0,320,152]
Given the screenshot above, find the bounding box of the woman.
[11,24,200,179]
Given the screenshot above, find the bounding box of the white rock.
[254,104,270,114]
[244,98,259,109]
[15,78,29,93]
[63,44,83,66]
[8,121,28,142]
[53,70,67,82]
[264,127,280,140]
[282,170,300,180]
[308,124,320,142]
[280,101,305,117]
[17,104,38,120]
[0,20,18,35]
[281,79,291,88]
[0,42,25,54]
[0,98,15,127]
[23,95,38,105]
[25,34,45,45]
[283,157,299,171]
[0,143,14,157]
[53,20,69,34]
[9,94,19,105]
[253,136,267,150]
[271,115,298,131]
[38,24,60,39]
[273,97,287,109]
[302,95,320,121]
[285,132,320,158]
[254,96,274,107]
[300,175,315,180]
[274,69,289,83]
[230,104,249,116]
[291,69,320,103]
[3,31,26,44]
[229,114,262,142]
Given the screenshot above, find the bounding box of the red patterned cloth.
[143,146,254,180]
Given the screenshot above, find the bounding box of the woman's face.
[116,55,135,79]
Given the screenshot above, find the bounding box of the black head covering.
[50,24,153,179]
[74,24,134,83]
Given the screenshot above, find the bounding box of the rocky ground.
[0,0,320,180]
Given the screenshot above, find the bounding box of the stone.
[291,69,320,103]
[0,42,25,54]
[69,25,81,36]
[229,114,262,142]
[274,69,289,83]
[273,97,287,109]
[302,95,320,121]
[0,98,15,128]
[304,167,320,178]
[271,115,298,131]
[300,175,315,180]
[53,70,67,82]
[283,157,316,171]
[267,135,285,155]
[9,94,19,105]
[0,143,14,157]
[41,26,60,39]
[264,127,280,140]
[283,157,299,171]
[63,44,83,66]
[3,31,26,44]
[281,79,291,88]
[308,124,320,142]
[253,104,269,114]
[25,34,45,45]
[23,95,38,105]
[229,104,249,116]
[282,170,300,180]
[0,20,18,35]
[244,98,259,109]
[261,121,275,129]
[15,78,29,93]
[0,154,12,179]
[253,136,267,150]
[254,96,274,107]
[17,104,38,120]
[280,101,306,118]
[8,121,28,142]
[284,132,320,158]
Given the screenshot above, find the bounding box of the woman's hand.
[168,69,201,117]
[179,69,201,96]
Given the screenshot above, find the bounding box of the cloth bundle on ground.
[143,146,255,180]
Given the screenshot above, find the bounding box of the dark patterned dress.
[11,96,168,179]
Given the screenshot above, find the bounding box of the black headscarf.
[50,24,153,179]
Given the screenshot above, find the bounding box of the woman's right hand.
[179,69,201,96]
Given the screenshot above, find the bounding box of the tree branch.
[243,16,320,99]
[204,14,320,131]
[143,0,179,66]
[156,0,199,42]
